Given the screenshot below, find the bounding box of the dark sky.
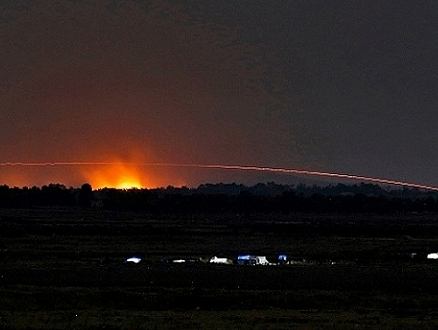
[1,0,438,188]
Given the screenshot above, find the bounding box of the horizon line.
[1,162,438,191]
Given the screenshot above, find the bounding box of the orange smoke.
[87,164,143,189]
[0,161,189,189]
[82,162,149,189]
[80,158,189,189]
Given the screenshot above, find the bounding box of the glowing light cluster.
[1,162,438,191]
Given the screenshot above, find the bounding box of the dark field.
[2,209,438,328]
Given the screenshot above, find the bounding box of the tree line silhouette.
[0,182,437,214]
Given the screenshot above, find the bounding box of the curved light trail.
[1,162,438,191]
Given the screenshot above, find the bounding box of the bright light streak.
[126,257,141,263]
[1,162,438,191]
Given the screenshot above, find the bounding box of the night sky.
[1,0,438,189]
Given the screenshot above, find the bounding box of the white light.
[126,257,141,263]
[210,256,230,264]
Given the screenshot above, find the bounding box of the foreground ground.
[2,208,438,328]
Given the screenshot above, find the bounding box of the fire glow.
[82,162,144,189]
[1,162,438,191]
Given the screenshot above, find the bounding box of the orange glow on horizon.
[0,159,189,189]
[83,162,148,189]
[0,172,28,188]
[2,162,438,191]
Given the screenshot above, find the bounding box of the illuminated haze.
[0,0,300,188]
[1,1,438,189]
